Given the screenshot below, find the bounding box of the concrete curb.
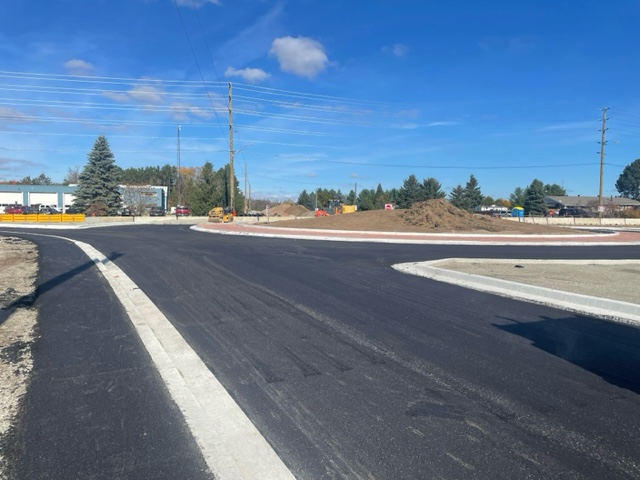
[191,224,640,246]
[392,259,640,326]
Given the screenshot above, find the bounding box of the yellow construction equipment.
[208,207,234,223]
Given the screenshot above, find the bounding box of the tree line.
[6,134,640,215]
[298,174,570,215]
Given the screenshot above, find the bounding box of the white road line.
[70,238,296,480]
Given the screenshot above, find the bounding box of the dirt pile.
[266,203,312,217]
[268,199,585,234]
[402,199,504,232]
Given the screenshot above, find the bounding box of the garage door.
[63,193,76,207]
[29,192,58,206]
[0,192,24,206]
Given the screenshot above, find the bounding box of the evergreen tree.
[448,185,466,209]
[357,188,377,211]
[615,158,640,200]
[481,196,496,206]
[74,136,122,215]
[374,183,388,209]
[20,173,52,185]
[189,162,218,216]
[397,174,424,208]
[422,177,445,200]
[543,183,567,196]
[462,174,483,211]
[524,178,547,216]
[509,187,526,208]
[297,190,313,210]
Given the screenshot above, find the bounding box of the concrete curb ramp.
[393,259,640,326]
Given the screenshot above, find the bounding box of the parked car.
[64,206,83,214]
[558,207,591,217]
[149,206,166,216]
[119,207,133,216]
[5,205,26,214]
[175,205,190,216]
[39,206,60,214]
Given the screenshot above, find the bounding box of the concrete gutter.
[393,259,640,326]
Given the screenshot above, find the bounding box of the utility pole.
[354,182,357,209]
[177,125,181,206]
[244,162,247,214]
[598,107,609,217]
[228,82,234,212]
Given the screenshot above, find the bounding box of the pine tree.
[297,190,313,209]
[397,174,424,208]
[509,187,526,208]
[448,185,466,209]
[422,177,445,199]
[74,136,122,215]
[524,178,547,216]
[462,174,483,211]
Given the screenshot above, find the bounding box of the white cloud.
[170,102,214,121]
[174,0,221,7]
[128,85,164,105]
[64,59,95,75]
[426,121,459,127]
[382,43,408,57]
[224,67,270,83]
[103,84,164,105]
[269,36,329,78]
[102,91,130,103]
[0,107,31,123]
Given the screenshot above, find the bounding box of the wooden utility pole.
[244,162,247,214]
[228,83,234,212]
[598,107,609,217]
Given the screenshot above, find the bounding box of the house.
[545,195,640,214]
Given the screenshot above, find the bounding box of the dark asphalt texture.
[3,225,640,479]
[8,234,211,480]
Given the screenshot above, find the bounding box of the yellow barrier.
[342,205,356,214]
[0,213,85,223]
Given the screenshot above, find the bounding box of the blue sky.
[1,0,639,201]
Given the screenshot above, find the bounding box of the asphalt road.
[6,225,640,479]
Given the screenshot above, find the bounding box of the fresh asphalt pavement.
[2,224,640,479]
[10,234,211,479]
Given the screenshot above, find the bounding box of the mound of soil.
[268,199,586,235]
[266,203,312,217]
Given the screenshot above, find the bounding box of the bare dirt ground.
[435,260,640,305]
[0,237,38,480]
[269,199,589,234]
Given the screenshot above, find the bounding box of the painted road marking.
[70,238,296,480]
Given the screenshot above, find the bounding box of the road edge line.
[71,238,296,480]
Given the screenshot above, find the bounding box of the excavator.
[208,207,234,223]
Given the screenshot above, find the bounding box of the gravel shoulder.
[0,237,38,480]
